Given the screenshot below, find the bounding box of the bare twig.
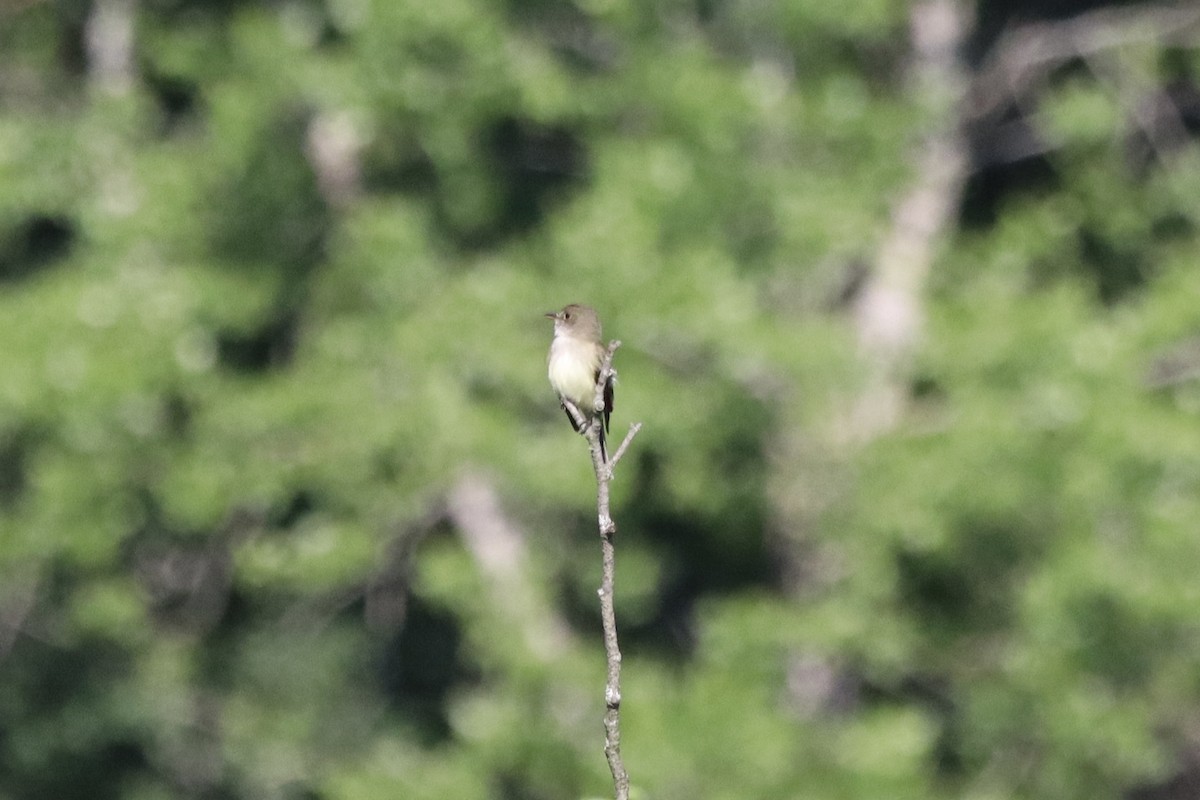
[562,396,588,438]
[607,422,643,473]
[573,339,640,800]
[598,517,628,800]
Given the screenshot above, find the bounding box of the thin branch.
[608,423,643,473]
[562,396,588,438]
[598,522,627,800]
[576,338,639,800]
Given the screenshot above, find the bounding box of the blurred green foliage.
[2,1,1200,799]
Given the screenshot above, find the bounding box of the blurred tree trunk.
[847,0,971,441]
[85,0,135,94]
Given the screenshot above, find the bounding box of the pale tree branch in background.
[847,0,971,441]
[307,111,363,209]
[85,0,136,95]
[0,574,40,663]
[447,471,571,662]
[849,1,1200,442]
[970,3,1200,122]
[982,3,1200,214]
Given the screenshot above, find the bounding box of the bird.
[545,303,614,460]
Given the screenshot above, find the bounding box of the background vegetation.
[2,0,1200,798]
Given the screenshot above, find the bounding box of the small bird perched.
[545,303,614,460]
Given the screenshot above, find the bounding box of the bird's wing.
[602,372,613,434]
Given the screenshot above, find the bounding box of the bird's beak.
[544,311,558,320]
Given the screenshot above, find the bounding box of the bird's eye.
[564,311,572,320]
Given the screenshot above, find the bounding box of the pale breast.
[548,337,600,405]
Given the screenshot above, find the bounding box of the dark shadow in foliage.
[959,107,1059,229]
[895,513,1043,639]
[1127,761,1200,800]
[194,585,258,694]
[279,782,324,800]
[125,494,315,696]
[858,669,966,778]
[360,125,439,194]
[1068,590,1178,690]
[142,0,266,21]
[207,107,331,372]
[495,740,586,800]
[215,309,300,373]
[122,490,235,635]
[49,0,90,78]
[362,114,588,251]
[1149,211,1194,243]
[0,424,41,510]
[141,67,203,136]
[145,0,344,44]
[0,566,152,800]
[379,593,478,745]
[502,0,621,74]
[161,389,194,440]
[434,115,588,250]
[1077,226,1149,305]
[895,546,973,629]
[208,108,331,277]
[910,373,946,403]
[267,489,319,529]
[0,214,76,283]
[478,115,588,242]
[687,0,907,90]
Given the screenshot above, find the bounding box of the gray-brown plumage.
[545,303,614,459]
